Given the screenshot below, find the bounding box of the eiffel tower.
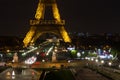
[23,0,71,47]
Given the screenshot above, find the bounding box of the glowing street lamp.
[108,62,112,66]
[101,60,104,64]
[77,52,81,58]
[91,58,94,61]
[6,49,10,53]
[42,59,45,62]
[68,60,71,63]
[36,52,39,55]
[95,59,98,62]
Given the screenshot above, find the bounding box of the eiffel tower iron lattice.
[23,0,71,47]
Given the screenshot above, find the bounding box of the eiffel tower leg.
[52,4,61,22]
[23,26,36,47]
[59,26,71,43]
[35,2,45,20]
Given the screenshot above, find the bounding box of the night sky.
[0,0,120,37]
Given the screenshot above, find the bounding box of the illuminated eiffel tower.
[23,0,71,47]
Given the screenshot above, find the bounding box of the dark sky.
[0,0,120,37]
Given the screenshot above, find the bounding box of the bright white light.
[101,60,104,64]
[42,59,45,62]
[22,47,38,56]
[109,54,113,59]
[91,58,94,61]
[36,52,39,55]
[25,56,37,64]
[108,62,112,66]
[86,57,90,60]
[77,52,81,57]
[103,50,106,53]
[6,49,10,52]
[12,70,15,79]
[95,59,98,62]
[85,57,88,60]
[67,46,75,51]
[99,55,107,59]
[68,60,71,63]
[12,60,15,63]
[54,49,57,52]
[12,71,15,76]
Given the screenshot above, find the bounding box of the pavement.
[71,68,111,80]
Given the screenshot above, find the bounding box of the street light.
[68,60,71,63]
[108,62,112,66]
[77,52,81,58]
[95,59,98,62]
[91,58,94,61]
[101,60,104,64]
[42,59,45,62]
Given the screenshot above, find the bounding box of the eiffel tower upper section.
[30,0,64,26]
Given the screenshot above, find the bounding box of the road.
[71,68,111,80]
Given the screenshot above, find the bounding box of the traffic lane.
[72,68,110,80]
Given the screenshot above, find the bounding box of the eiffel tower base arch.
[23,0,71,47]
